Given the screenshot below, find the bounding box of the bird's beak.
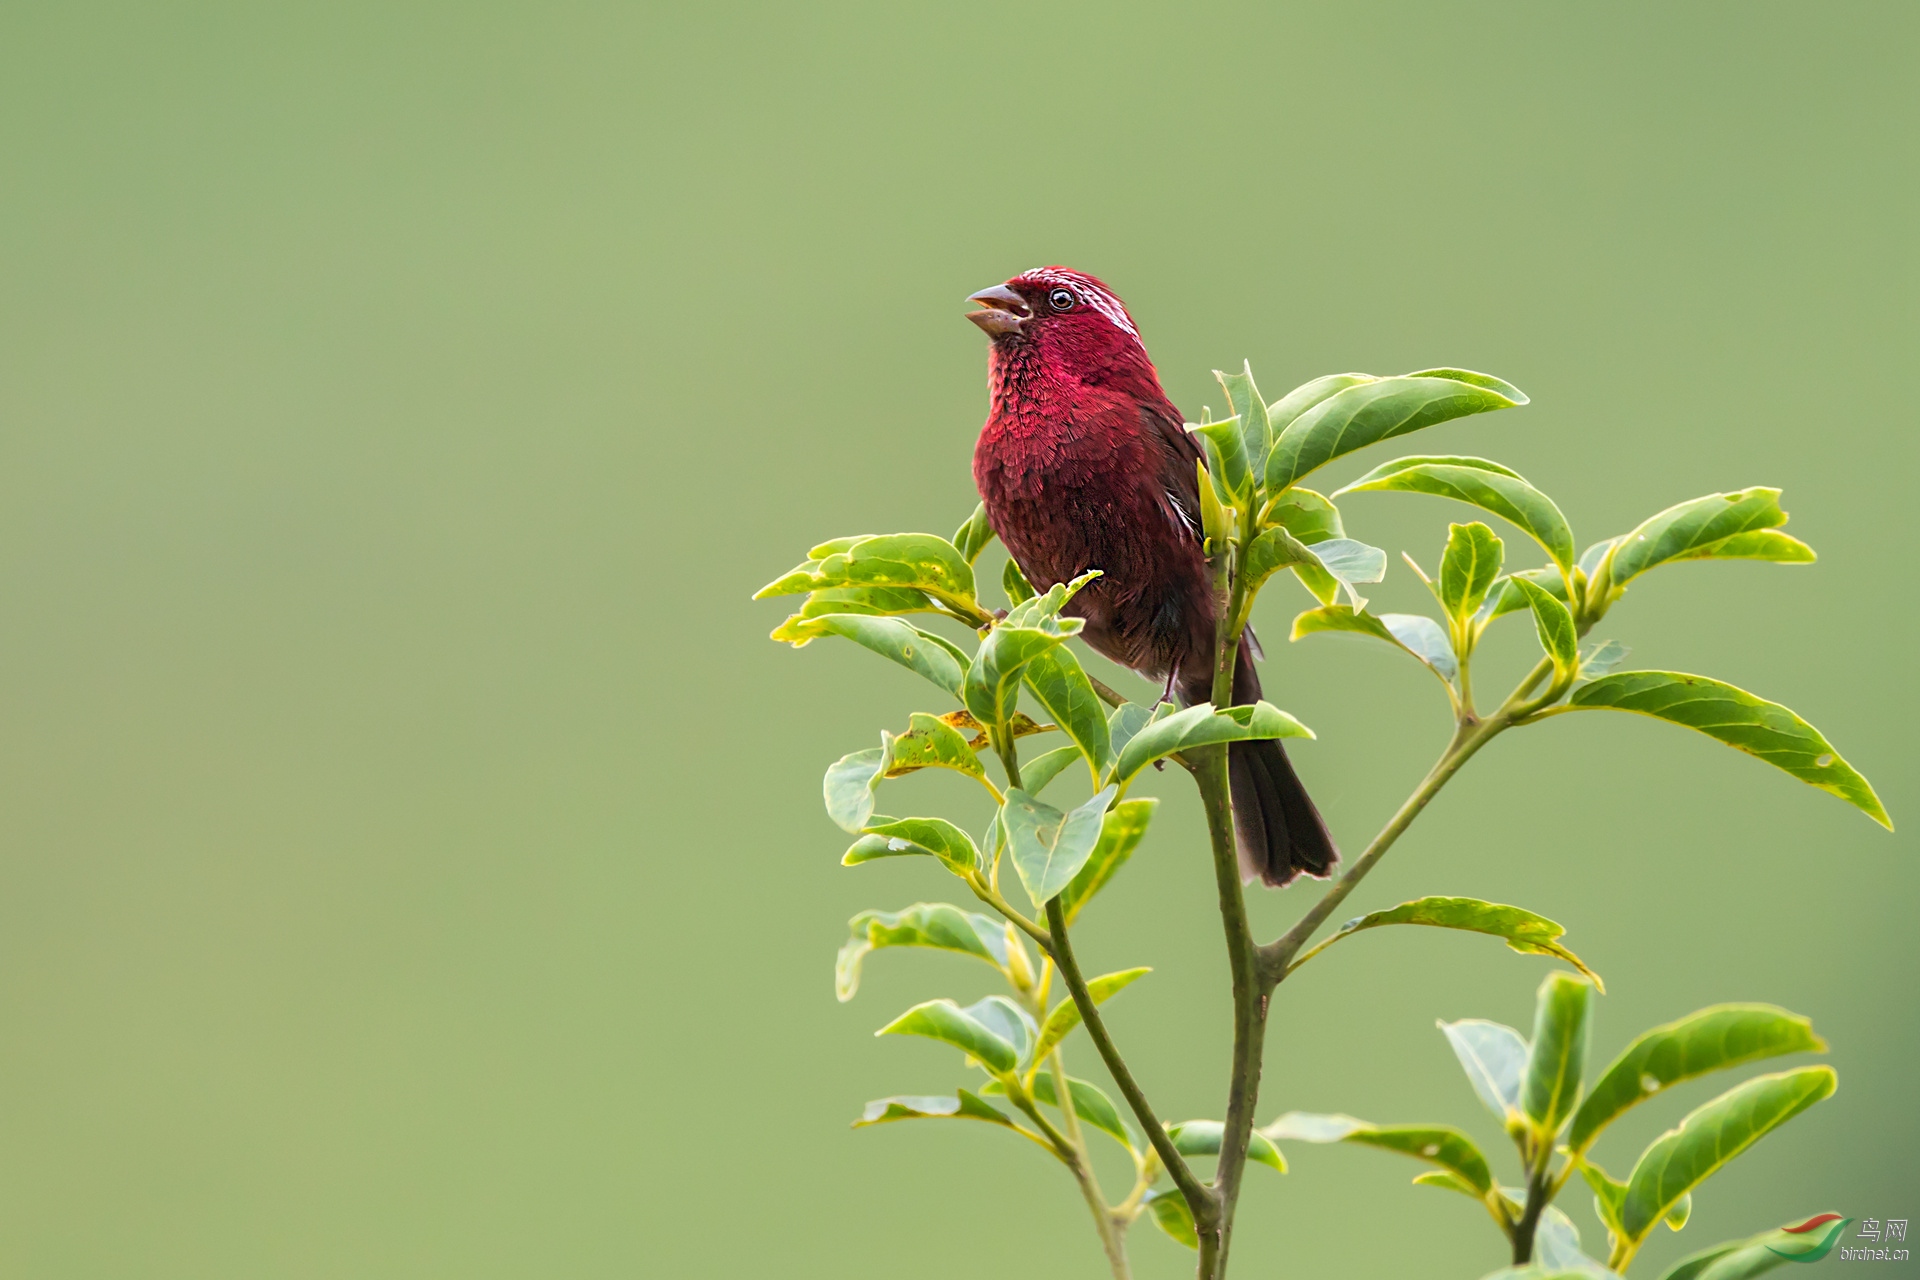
[967,284,1029,337]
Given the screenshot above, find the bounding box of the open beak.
[967,284,1029,337]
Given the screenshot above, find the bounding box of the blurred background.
[1,3,1913,1276]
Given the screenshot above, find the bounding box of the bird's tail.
[1183,641,1338,887]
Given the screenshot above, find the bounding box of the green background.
[1,3,1912,1276]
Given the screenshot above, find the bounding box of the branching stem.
[1047,1048,1131,1280]
[970,497,1578,1280]
[1509,1163,1554,1265]
[1044,895,1216,1225]
[1263,711,1508,978]
[1191,505,1269,1278]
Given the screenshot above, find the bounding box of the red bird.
[967,267,1337,886]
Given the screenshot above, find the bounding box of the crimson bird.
[967,267,1337,886]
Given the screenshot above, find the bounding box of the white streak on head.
[1018,267,1140,338]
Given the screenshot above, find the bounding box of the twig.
[1044,896,1216,1226]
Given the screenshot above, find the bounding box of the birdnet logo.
[1828,1213,1910,1263]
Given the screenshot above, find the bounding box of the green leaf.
[836,902,1011,1001]
[819,533,977,601]
[1511,576,1579,686]
[1604,489,1800,590]
[843,816,981,874]
[853,1089,1021,1130]
[1382,613,1459,684]
[986,1073,1135,1149]
[755,536,876,598]
[1579,1158,1628,1237]
[759,534,980,621]
[1145,1188,1199,1249]
[785,585,940,621]
[1266,1112,1495,1197]
[1619,1067,1837,1248]
[1003,568,1101,631]
[1019,744,1083,795]
[1034,967,1151,1060]
[1672,529,1815,566]
[1003,556,1035,605]
[1058,798,1157,924]
[1439,1019,1530,1123]
[1578,639,1631,680]
[1243,525,1319,595]
[1568,1005,1826,1154]
[1218,362,1275,475]
[1189,416,1252,504]
[1297,896,1601,987]
[1263,486,1345,542]
[1003,785,1118,907]
[1166,1119,1287,1172]
[1196,458,1231,545]
[1523,971,1595,1139]
[1262,486,1347,601]
[1567,672,1891,828]
[1244,529,1388,612]
[1288,606,1397,647]
[807,534,876,558]
[1337,456,1574,577]
[1289,606,1458,688]
[1022,647,1112,782]
[1110,701,1314,785]
[964,626,1068,732]
[883,714,986,781]
[963,994,1038,1066]
[1437,521,1507,629]
[756,563,823,600]
[1481,567,1571,624]
[1264,371,1528,493]
[824,746,886,833]
[1579,538,1618,576]
[1535,1204,1617,1277]
[1266,373,1377,437]
[1412,1169,1488,1201]
[774,613,969,698]
[1105,702,1155,761]
[1306,537,1388,611]
[1655,1214,1851,1280]
[877,997,1022,1075]
[952,503,996,563]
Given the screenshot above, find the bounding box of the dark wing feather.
[1139,401,1205,549]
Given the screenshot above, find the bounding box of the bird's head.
[966,267,1156,388]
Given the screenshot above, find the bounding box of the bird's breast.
[973,404,1213,680]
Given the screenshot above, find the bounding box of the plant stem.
[1004,1075,1126,1278]
[991,726,1025,791]
[1044,895,1215,1226]
[1191,746,1266,1278]
[1048,1047,1132,1280]
[1509,1164,1553,1265]
[966,876,1052,951]
[1263,712,1509,978]
[1192,511,1267,1279]
[1197,1224,1222,1278]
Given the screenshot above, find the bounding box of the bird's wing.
[1139,400,1205,548]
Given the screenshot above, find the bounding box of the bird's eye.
[1047,288,1076,311]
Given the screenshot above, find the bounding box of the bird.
[966,266,1338,887]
